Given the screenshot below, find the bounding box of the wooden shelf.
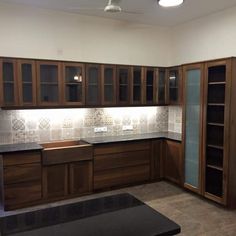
[208,82,226,85]
[41,82,58,85]
[207,144,224,150]
[208,103,225,106]
[207,122,224,127]
[206,164,223,171]
[3,81,14,84]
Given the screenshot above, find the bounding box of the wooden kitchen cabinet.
[156,68,167,105]
[164,140,183,185]
[86,64,101,106]
[36,61,62,106]
[0,58,18,107]
[0,151,42,210]
[144,67,156,105]
[117,66,131,105]
[131,66,144,105]
[167,66,182,105]
[62,62,85,106]
[101,65,116,106]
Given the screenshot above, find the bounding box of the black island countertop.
[0,142,43,154]
[82,132,181,144]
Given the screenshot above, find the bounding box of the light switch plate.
[122,125,133,131]
[94,127,108,133]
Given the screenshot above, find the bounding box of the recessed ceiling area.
[0,0,236,26]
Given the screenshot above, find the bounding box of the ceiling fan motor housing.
[104,0,122,12]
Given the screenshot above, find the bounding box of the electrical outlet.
[94,127,108,133]
[122,125,133,131]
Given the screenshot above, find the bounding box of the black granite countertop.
[0,142,43,154]
[82,132,181,144]
[0,193,181,236]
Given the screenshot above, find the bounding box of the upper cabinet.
[36,61,62,106]
[101,65,116,106]
[18,60,37,107]
[117,66,131,105]
[86,64,101,106]
[144,67,156,105]
[167,67,182,105]
[62,62,85,106]
[156,68,167,105]
[131,67,144,105]
[0,58,18,107]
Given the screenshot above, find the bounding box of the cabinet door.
[62,62,85,106]
[131,67,144,105]
[69,161,93,195]
[156,68,167,105]
[0,58,18,107]
[37,61,62,106]
[42,164,68,199]
[151,140,163,181]
[117,66,131,105]
[168,67,182,105]
[101,65,116,106]
[183,64,204,193]
[145,67,156,104]
[164,140,183,185]
[86,64,101,106]
[18,60,37,106]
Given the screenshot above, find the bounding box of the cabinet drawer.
[94,150,150,172]
[3,152,41,166]
[5,181,42,208]
[43,146,93,165]
[4,163,41,185]
[94,165,150,190]
[94,141,150,156]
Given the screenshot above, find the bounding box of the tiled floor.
[1,181,236,236]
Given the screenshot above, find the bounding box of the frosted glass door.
[185,69,201,188]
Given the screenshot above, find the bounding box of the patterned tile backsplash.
[0,106,182,144]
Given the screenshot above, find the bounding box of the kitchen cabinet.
[0,58,18,107]
[117,66,131,105]
[156,68,167,105]
[167,67,182,105]
[93,141,151,189]
[144,67,156,104]
[164,140,183,185]
[131,66,144,105]
[86,64,101,106]
[101,65,116,106]
[182,63,204,194]
[36,61,62,106]
[62,62,85,106]
[0,151,42,210]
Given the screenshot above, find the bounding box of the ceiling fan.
[69,0,142,14]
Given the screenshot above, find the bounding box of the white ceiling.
[1,0,236,26]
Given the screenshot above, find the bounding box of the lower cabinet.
[0,151,42,210]
[164,140,183,185]
[93,141,151,190]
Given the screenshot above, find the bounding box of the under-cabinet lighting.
[158,0,184,7]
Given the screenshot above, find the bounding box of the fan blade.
[68,7,104,10]
[122,10,143,14]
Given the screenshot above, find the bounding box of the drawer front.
[3,152,41,166]
[5,181,42,207]
[94,165,150,190]
[94,150,150,172]
[94,141,150,156]
[43,146,93,165]
[4,163,41,185]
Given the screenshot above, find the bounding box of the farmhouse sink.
[42,140,93,165]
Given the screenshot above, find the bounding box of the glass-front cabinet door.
[117,66,131,105]
[183,64,204,193]
[101,65,116,106]
[62,63,85,106]
[131,67,143,105]
[18,60,37,106]
[168,67,182,105]
[145,67,156,104]
[156,68,166,105]
[0,58,18,107]
[86,64,101,106]
[37,61,62,106]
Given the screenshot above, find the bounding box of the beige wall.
[0,3,171,67]
[171,6,236,65]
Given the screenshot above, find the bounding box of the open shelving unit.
[205,65,226,200]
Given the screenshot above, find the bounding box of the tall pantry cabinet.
[183,58,236,208]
